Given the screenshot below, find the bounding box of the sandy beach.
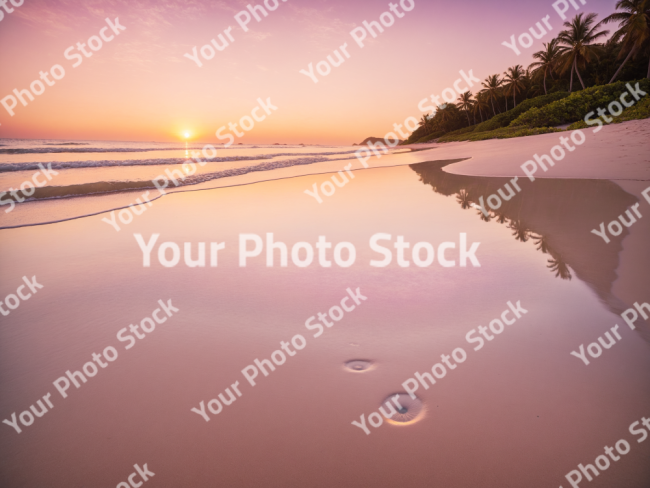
[2,1,650,486]
[2,123,650,487]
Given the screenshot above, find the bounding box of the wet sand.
[1,160,649,487]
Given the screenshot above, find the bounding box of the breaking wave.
[0,150,359,172]
[0,146,199,155]
[10,155,352,201]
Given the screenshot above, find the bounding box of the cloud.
[284,3,357,50]
[247,31,272,41]
[11,0,236,35]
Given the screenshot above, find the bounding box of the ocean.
[0,138,384,228]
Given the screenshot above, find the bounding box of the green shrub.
[444,124,480,137]
[438,126,561,142]
[510,79,650,128]
[414,130,445,143]
[401,125,430,144]
[567,95,650,129]
[473,91,570,133]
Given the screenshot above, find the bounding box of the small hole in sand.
[344,360,373,372]
[383,393,425,425]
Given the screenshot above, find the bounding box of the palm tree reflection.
[456,190,472,209]
[532,234,550,254]
[547,255,572,280]
[507,219,531,243]
[478,209,492,222]
[410,161,639,313]
[456,200,572,280]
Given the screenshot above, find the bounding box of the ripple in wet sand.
[384,393,425,425]
[344,359,374,372]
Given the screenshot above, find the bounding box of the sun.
[183,131,191,139]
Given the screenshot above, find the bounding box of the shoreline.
[1,119,648,230]
[431,118,650,181]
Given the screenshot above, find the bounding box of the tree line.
[418,1,650,135]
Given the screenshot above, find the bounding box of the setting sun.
[183,131,191,139]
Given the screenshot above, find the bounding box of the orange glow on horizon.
[0,0,615,145]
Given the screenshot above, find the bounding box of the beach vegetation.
[413,131,445,143]
[481,74,504,116]
[401,5,650,144]
[567,92,650,128]
[472,91,570,133]
[437,126,562,143]
[529,39,563,94]
[509,78,650,128]
[599,0,650,83]
[503,65,527,108]
[457,91,474,124]
[557,13,610,91]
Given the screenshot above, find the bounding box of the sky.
[0,0,618,145]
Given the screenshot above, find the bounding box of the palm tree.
[456,92,474,125]
[437,104,450,123]
[481,74,503,116]
[503,65,527,107]
[557,13,610,91]
[418,114,433,134]
[526,66,546,97]
[529,39,562,94]
[436,103,460,130]
[472,93,489,123]
[599,0,650,82]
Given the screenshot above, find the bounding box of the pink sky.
[0,0,616,145]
